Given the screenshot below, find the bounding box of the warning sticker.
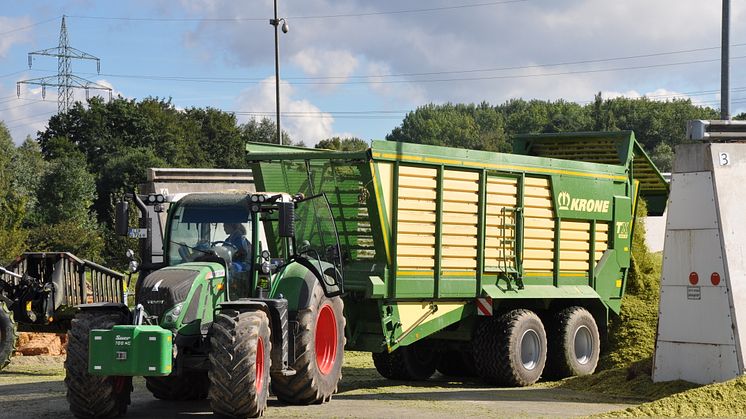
[687,286,701,300]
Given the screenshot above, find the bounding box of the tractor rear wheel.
[372,340,439,381]
[209,309,271,418]
[545,306,600,379]
[272,279,345,405]
[0,302,17,370]
[436,350,477,378]
[145,372,209,400]
[65,310,132,419]
[474,309,547,386]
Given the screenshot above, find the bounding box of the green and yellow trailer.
[247,130,668,385]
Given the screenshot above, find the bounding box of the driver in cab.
[223,223,250,271]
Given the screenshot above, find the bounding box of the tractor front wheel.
[65,310,132,419]
[0,301,17,370]
[209,309,271,418]
[272,279,345,405]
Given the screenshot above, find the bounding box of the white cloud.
[0,16,34,58]
[291,48,359,81]
[235,76,335,146]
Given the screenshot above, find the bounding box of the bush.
[27,221,104,261]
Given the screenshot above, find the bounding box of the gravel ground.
[0,353,637,418]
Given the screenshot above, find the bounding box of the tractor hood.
[136,263,225,321]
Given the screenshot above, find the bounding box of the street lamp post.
[270,0,289,145]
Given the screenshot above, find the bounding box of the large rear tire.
[545,306,600,379]
[0,302,17,370]
[474,309,547,387]
[65,311,132,419]
[209,309,271,418]
[372,341,439,381]
[272,280,345,405]
[145,372,209,401]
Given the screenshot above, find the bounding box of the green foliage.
[36,153,98,227]
[651,142,674,173]
[26,221,104,261]
[10,136,48,224]
[315,137,369,151]
[0,123,28,264]
[239,117,297,146]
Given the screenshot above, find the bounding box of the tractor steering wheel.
[211,240,238,251]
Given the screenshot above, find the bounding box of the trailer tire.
[0,302,17,370]
[145,372,209,401]
[436,350,477,378]
[545,307,600,379]
[65,310,132,419]
[208,309,271,418]
[272,279,345,405]
[474,309,547,387]
[372,340,439,381]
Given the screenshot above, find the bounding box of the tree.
[36,152,97,227]
[11,136,48,224]
[650,142,674,173]
[239,117,295,146]
[315,137,369,151]
[0,123,28,264]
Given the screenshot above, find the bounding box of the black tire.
[145,372,209,400]
[372,340,439,381]
[474,309,547,387]
[545,306,600,379]
[0,302,18,370]
[65,311,132,419]
[272,280,345,405]
[436,350,477,378]
[209,309,271,418]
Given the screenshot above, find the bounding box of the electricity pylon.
[17,15,112,114]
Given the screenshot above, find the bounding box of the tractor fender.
[217,300,270,317]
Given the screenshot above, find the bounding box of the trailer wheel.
[546,307,600,379]
[436,350,477,378]
[474,309,547,386]
[145,372,209,400]
[65,311,132,419]
[372,340,439,381]
[209,309,271,418]
[272,279,345,405]
[0,302,17,370]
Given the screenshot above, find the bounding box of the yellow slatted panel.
[484,175,519,272]
[398,187,436,200]
[397,166,437,270]
[442,259,477,269]
[524,228,554,240]
[397,233,436,246]
[525,217,554,229]
[524,186,551,198]
[444,170,479,181]
[399,210,436,223]
[398,199,436,211]
[525,177,549,187]
[524,259,554,270]
[524,238,554,250]
[398,257,434,268]
[443,225,478,236]
[560,260,590,271]
[524,207,553,218]
[443,202,478,214]
[442,169,479,273]
[399,223,436,234]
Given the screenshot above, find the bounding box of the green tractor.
[64,192,346,418]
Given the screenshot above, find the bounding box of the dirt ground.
[0,352,638,419]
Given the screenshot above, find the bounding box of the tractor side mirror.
[278,202,295,237]
[115,200,130,236]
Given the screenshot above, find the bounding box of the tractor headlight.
[164,303,184,324]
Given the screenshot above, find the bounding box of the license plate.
[116,351,128,360]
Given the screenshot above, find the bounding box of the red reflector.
[689,272,699,285]
[711,272,721,286]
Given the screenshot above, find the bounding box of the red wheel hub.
[256,336,265,392]
[315,304,337,375]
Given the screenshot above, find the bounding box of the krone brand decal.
[557,191,610,214]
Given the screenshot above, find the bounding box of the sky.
[1,0,744,146]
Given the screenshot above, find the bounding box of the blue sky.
[1,0,744,145]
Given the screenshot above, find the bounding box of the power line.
[67,1,529,23]
[2,110,57,125]
[0,15,60,36]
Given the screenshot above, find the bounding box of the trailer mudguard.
[77,302,130,317]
